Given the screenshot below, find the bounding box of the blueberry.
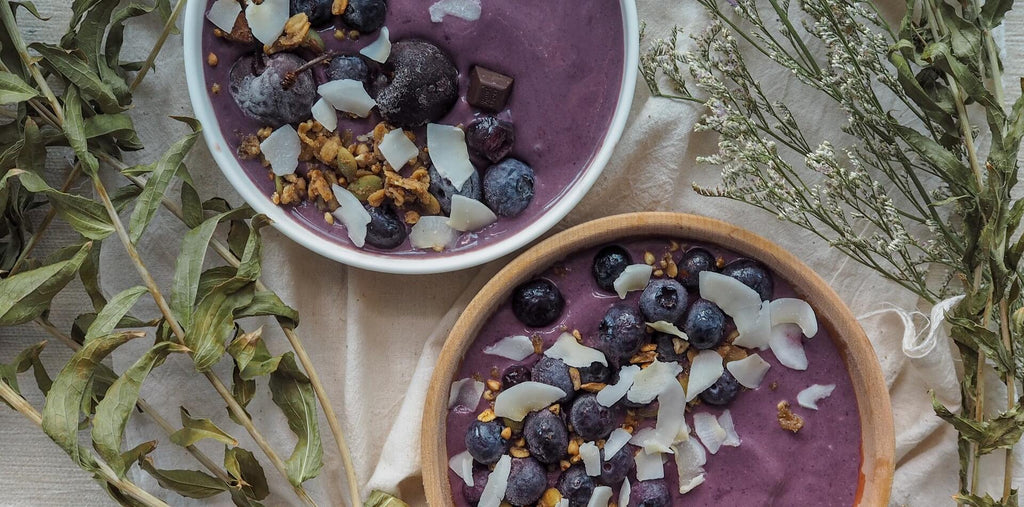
[653,332,687,363]
[597,304,647,363]
[229,53,316,127]
[464,420,507,465]
[505,458,547,505]
[678,247,716,289]
[482,158,534,217]
[363,204,407,249]
[700,370,741,406]
[428,164,482,216]
[341,0,386,33]
[639,279,689,323]
[556,465,595,507]
[721,258,774,301]
[326,55,370,84]
[375,40,459,127]
[466,116,515,163]
[523,408,568,464]
[599,443,635,486]
[290,0,333,26]
[578,361,611,384]
[462,467,489,504]
[568,394,619,441]
[511,278,564,327]
[592,245,632,292]
[501,364,531,389]
[683,299,726,350]
[531,357,575,404]
[629,479,671,507]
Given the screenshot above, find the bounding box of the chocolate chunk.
[467,66,514,112]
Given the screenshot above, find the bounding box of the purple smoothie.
[445,238,862,505]
[201,0,625,256]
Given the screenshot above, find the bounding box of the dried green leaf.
[269,352,323,485]
[180,180,203,229]
[6,169,114,239]
[229,363,255,426]
[0,341,49,397]
[235,291,299,330]
[106,3,154,75]
[188,281,255,371]
[0,241,90,325]
[224,446,269,501]
[79,239,105,310]
[138,457,230,499]
[227,328,281,380]
[127,117,201,243]
[169,406,238,447]
[0,70,37,104]
[365,490,410,507]
[16,117,45,174]
[92,341,187,476]
[84,114,144,151]
[980,0,1014,28]
[933,397,1024,455]
[10,1,47,20]
[29,42,121,113]
[84,286,148,343]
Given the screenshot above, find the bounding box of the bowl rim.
[421,211,895,505]
[182,0,640,274]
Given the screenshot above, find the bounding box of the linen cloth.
[2,1,1023,505]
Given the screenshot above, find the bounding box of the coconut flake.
[672,438,707,494]
[732,300,772,349]
[556,500,569,507]
[482,335,534,361]
[427,123,475,191]
[479,455,511,507]
[448,450,475,486]
[646,320,688,340]
[719,410,741,447]
[379,128,419,170]
[693,412,727,454]
[409,216,459,251]
[685,350,724,402]
[618,480,631,507]
[596,365,640,407]
[260,125,300,176]
[448,378,485,410]
[207,0,242,32]
[699,271,762,316]
[493,381,565,421]
[797,384,836,410]
[449,195,497,232]
[429,0,481,22]
[634,450,665,481]
[329,184,371,247]
[318,79,377,117]
[580,442,601,476]
[613,264,653,299]
[359,26,391,63]
[726,353,771,389]
[770,298,818,337]
[629,427,658,448]
[586,486,613,507]
[770,323,808,370]
[544,332,607,368]
[603,428,632,461]
[245,0,288,45]
[648,380,687,453]
[311,98,337,132]
[627,359,683,405]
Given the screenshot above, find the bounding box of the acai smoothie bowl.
[183,0,638,273]
[422,213,894,506]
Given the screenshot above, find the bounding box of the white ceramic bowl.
[183,1,639,274]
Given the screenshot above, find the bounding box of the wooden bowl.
[421,212,894,505]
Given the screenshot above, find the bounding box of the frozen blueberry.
[678,247,716,289]
[428,164,482,216]
[568,394,618,441]
[629,479,671,507]
[290,0,333,26]
[523,409,568,464]
[326,55,370,84]
[229,53,316,127]
[482,158,534,217]
[557,465,595,507]
[599,443,635,486]
[578,361,611,384]
[505,458,547,505]
[375,40,459,127]
[531,357,574,404]
[464,420,507,465]
[501,364,531,389]
[462,467,489,504]
[592,245,632,292]
[341,0,386,33]
[597,303,646,362]
[511,278,564,327]
[700,370,742,406]
[466,116,515,163]
[653,332,687,363]
[639,279,689,324]
[683,299,726,350]
[363,205,407,249]
[721,258,774,301]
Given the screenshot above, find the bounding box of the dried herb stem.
[0,0,64,125]
[998,299,1016,502]
[130,0,188,92]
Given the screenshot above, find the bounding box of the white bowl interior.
[183,2,640,274]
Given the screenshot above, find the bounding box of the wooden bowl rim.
[421,212,894,505]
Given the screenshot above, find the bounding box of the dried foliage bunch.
[0,1,409,505]
[642,0,1023,504]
